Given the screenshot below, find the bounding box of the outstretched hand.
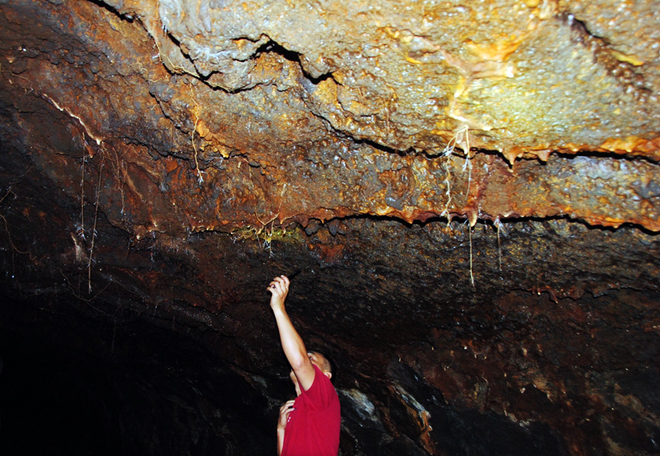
[268,275,290,311]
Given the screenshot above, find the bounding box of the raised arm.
[268,275,316,391]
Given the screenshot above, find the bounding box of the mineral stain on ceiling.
[0,0,659,455]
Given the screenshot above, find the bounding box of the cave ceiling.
[1,0,660,455]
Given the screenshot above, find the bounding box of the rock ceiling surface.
[0,0,659,455]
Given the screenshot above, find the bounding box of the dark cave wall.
[1,105,660,455]
[7,286,658,456]
[0,298,282,456]
[1,181,659,456]
[1,0,660,455]
[2,285,659,456]
[1,98,659,454]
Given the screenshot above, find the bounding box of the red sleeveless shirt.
[282,364,341,456]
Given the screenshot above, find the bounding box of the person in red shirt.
[268,275,341,456]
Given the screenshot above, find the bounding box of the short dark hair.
[325,355,336,380]
[310,350,335,380]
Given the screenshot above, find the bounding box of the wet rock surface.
[1,0,659,455]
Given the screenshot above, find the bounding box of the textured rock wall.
[2,0,659,235]
[0,0,659,455]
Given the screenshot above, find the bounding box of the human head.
[308,351,333,380]
[289,351,334,389]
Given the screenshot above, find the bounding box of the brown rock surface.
[0,0,659,455]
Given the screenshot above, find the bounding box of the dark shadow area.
[0,323,119,456]
[0,292,282,456]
